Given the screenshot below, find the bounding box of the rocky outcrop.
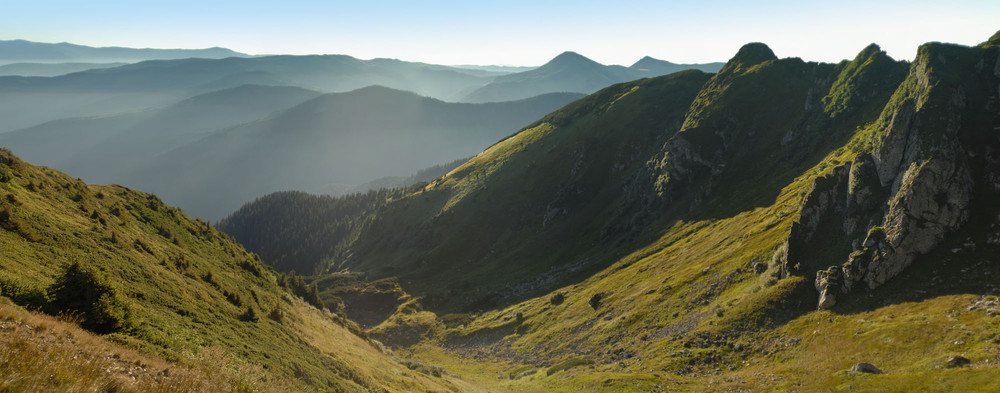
[807,41,999,309]
[814,266,843,309]
[781,165,850,278]
[867,159,971,286]
[652,43,908,218]
[843,154,881,234]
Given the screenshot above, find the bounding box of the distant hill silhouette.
[629,56,724,75]
[0,54,500,131]
[0,39,247,64]
[0,62,127,77]
[0,84,322,184]
[460,51,723,102]
[119,87,584,219]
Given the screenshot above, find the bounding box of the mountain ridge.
[0,39,247,64]
[460,51,723,103]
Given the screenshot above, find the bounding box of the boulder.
[849,362,882,374]
[945,356,970,368]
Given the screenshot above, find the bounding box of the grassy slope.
[0,149,471,392]
[339,71,712,312]
[0,297,285,392]
[409,118,1000,393]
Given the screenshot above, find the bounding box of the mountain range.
[0,83,583,220]
[0,55,489,131]
[216,31,1000,391]
[0,39,248,64]
[5,32,999,392]
[0,62,128,77]
[461,51,723,102]
[0,43,721,133]
[0,84,323,181]
[120,87,583,219]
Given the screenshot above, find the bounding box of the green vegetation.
[0,298,289,393]
[546,356,595,376]
[0,148,474,392]
[218,188,418,274]
[48,261,136,334]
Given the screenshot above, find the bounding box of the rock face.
[797,40,1000,309]
[652,42,907,213]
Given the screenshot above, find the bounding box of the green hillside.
[219,32,1000,391]
[0,148,475,392]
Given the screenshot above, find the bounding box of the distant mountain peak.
[630,56,675,69]
[346,84,422,98]
[544,51,599,67]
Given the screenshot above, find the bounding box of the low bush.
[48,262,135,334]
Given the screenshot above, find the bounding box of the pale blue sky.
[2,0,998,66]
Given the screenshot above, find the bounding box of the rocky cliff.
[795,37,1000,308]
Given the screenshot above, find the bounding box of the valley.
[1,21,999,393]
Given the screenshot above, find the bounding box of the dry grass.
[0,299,288,393]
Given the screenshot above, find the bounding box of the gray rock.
[849,362,882,374]
[872,99,918,188]
[865,158,971,288]
[815,266,843,310]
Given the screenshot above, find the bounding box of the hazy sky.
[3,0,998,66]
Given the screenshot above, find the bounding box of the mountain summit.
[545,51,602,67]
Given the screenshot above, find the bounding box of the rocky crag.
[784,34,1000,308]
